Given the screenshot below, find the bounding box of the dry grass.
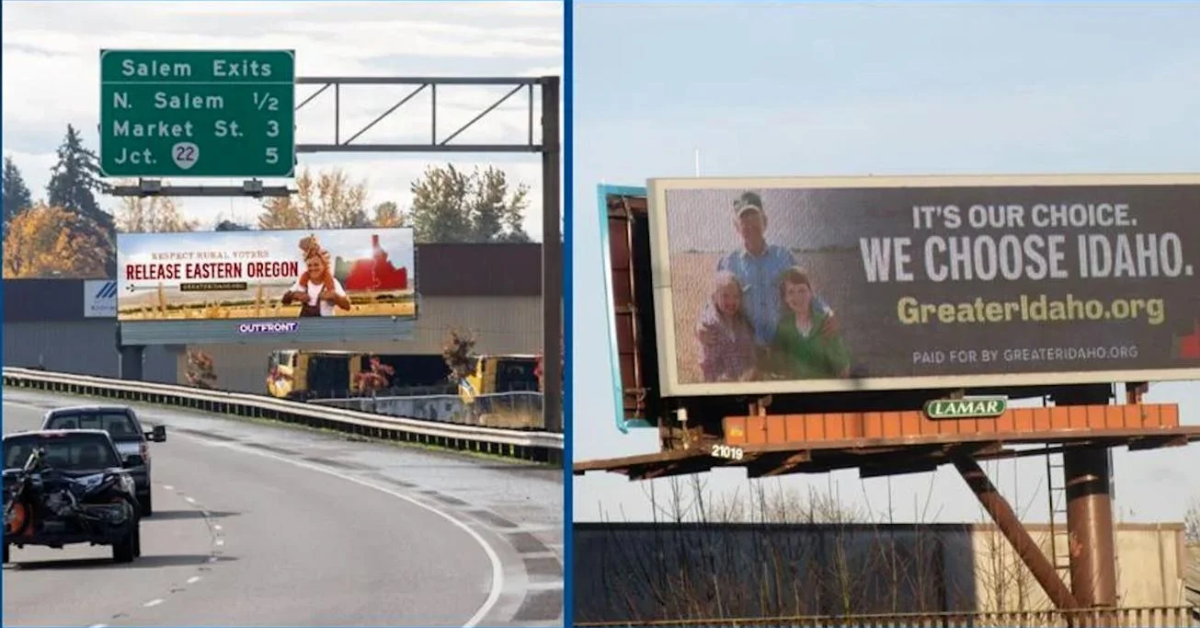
[670,251,723,384]
[670,250,860,384]
[475,411,544,430]
[118,292,417,320]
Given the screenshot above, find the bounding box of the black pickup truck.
[3,430,143,564]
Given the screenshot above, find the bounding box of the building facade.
[573,521,1189,624]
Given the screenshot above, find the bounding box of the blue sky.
[571,1,1200,524]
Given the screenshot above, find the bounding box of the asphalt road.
[2,389,563,627]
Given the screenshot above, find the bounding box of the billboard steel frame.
[575,187,1200,620]
[113,75,563,434]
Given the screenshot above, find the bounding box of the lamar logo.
[924,396,1008,420]
[1175,320,1200,360]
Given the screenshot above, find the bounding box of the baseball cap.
[733,192,765,217]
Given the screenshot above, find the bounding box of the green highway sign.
[923,396,1009,420]
[99,49,296,178]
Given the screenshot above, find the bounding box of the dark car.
[40,406,166,516]
[3,430,143,564]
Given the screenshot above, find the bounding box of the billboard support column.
[1063,448,1119,608]
[953,457,1078,610]
[119,345,145,381]
[540,76,562,433]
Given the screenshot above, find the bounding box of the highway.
[2,389,563,627]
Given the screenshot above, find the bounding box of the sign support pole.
[540,77,562,434]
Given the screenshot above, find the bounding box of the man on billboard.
[281,234,352,317]
[712,191,833,373]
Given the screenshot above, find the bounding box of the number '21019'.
[710,444,744,461]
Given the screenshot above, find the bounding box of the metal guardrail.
[313,391,545,430]
[1,368,563,464]
[576,606,1200,627]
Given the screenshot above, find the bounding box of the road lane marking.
[187,576,201,585]
[163,485,174,491]
[181,434,505,628]
[523,581,564,591]
[143,599,164,608]
[184,496,197,504]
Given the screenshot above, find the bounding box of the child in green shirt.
[769,267,851,379]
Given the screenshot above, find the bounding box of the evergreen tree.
[45,124,115,274]
[46,124,114,231]
[215,219,252,231]
[2,156,34,233]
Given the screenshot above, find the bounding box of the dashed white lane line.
[213,524,223,531]
[182,435,504,628]
[90,486,219,625]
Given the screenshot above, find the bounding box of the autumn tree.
[46,125,115,274]
[442,328,479,384]
[3,156,34,233]
[373,201,404,227]
[353,355,396,394]
[258,167,369,230]
[3,203,110,278]
[185,350,218,389]
[408,164,531,243]
[113,182,197,233]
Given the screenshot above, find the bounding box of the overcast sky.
[573,1,1200,525]
[1,0,562,234]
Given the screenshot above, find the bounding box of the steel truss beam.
[295,76,546,153]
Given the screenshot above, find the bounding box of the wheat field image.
[117,283,417,320]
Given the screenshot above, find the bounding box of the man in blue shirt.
[716,191,831,365]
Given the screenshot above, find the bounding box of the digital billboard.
[116,227,416,345]
[648,174,1200,397]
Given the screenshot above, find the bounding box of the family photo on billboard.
[693,191,852,384]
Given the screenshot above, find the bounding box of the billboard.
[116,228,416,345]
[648,174,1200,397]
[83,280,118,318]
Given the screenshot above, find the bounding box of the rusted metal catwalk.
[572,406,1198,481]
